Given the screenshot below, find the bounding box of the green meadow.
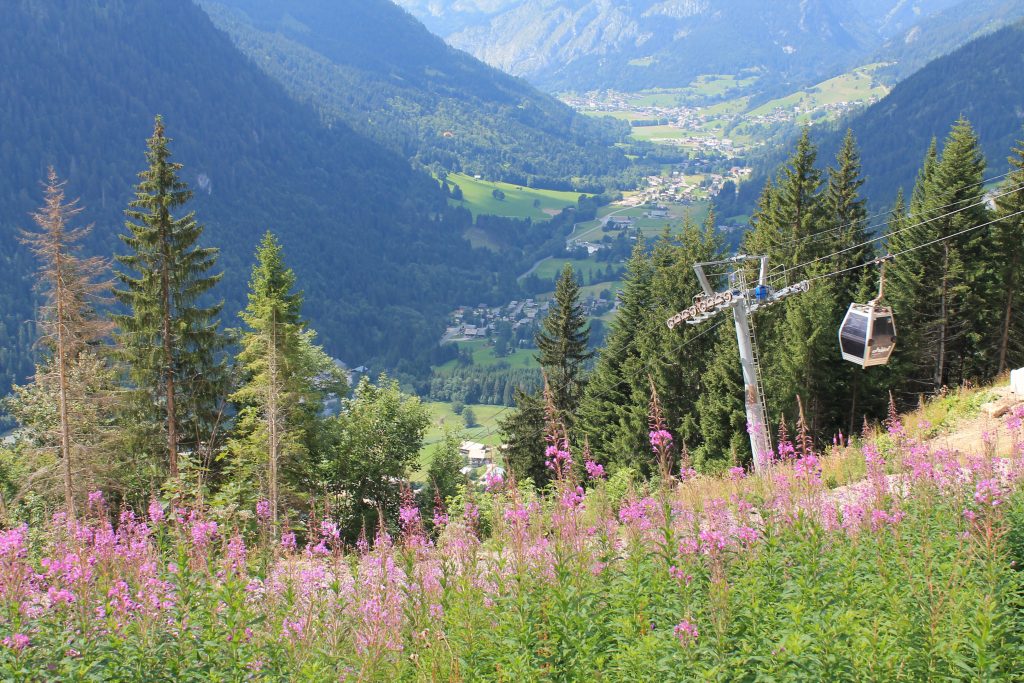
[445,172,586,220]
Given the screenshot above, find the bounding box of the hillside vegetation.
[0,0,578,390]
[199,0,630,191]
[2,387,1023,678]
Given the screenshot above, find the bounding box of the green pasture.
[437,339,538,372]
[415,401,509,479]
[445,172,586,220]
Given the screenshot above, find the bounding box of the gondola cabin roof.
[839,303,896,367]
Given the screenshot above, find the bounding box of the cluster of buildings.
[441,299,552,344]
[618,167,751,207]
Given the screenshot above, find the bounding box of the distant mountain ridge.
[394,0,971,91]
[198,0,629,190]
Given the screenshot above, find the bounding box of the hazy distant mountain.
[873,0,1024,82]
[199,0,628,189]
[393,0,968,91]
[821,20,1024,207]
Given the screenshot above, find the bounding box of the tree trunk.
[935,244,950,391]
[55,249,75,519]
[162,241,177,478]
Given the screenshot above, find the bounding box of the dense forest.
[199,0,633,192]
[501,121,1024,485]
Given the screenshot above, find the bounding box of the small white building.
[459,441,493,468]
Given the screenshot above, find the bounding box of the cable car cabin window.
[840,310,868,359]
[868,314,896,361]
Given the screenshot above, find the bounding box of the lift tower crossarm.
[667,256,809,470]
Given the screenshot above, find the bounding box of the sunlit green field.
[445,172,586,220]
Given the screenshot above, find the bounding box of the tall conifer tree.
[114,116,226,478]
[16,169,111,516]
[500,263,590,486]
[990,137,1024,372]
[225,232,342,528]
[887,118,987,393]
[578,241,653,468]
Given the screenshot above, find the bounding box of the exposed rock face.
[393,0,984,90]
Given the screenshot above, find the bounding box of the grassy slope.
[446,172,586,220]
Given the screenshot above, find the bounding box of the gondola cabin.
[839,303,896,367]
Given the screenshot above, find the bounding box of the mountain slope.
[198,0,628,190]
[394,0,963,92]
[819,21,1024,206]
[0,0,534,389]
[873,0,1024,83]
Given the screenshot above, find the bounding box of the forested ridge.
[0,0,591,394]
[198,0,632,192]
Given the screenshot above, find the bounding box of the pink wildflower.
[728,466,746,481]
[2,634,29,651]
[974,479,1004,507]
[255,500,271,521]
[483,469,504,492]
[668,565,693,585]
[674,619,699,646]
[584,460,606,480]
[280,531,297,552]
[190,520,219,551]
[560,486,585,510]
[147,499,164,524]
[398,504,421,531]
[649,429,673,451]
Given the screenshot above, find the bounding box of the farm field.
[530,256,619,282]
[415,400,508,478]
[744,63,890,122]
[444,172,586,220]
[436,339,537,372]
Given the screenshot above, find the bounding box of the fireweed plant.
[1,403,1024,680]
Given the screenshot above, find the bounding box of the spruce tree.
[820,131,883,432]
[990,137,1024,372]
[744,127,824,274]
[500,263,591,486]
[536,263,593,419]
[578,240,653,469]
[114,116,226,479]
[225,233,343,527]
[887,118,987,393]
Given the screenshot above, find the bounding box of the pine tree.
[820,131,883,432]
[225,232,343,529]
[743,129,834,440]
[744,127,824,274]
[578,240,653,469]
[501,263,591,486]
[536,263,593,420]
[17,169,111,517]
[887,118,987,393]
[990,137,1024,372]
[114,116,227,479]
